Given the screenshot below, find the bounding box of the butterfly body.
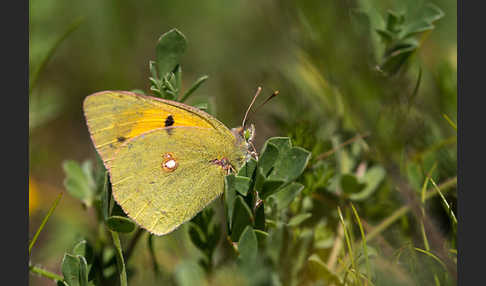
[83,91,250,235]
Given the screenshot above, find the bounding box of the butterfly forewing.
[83,91,234,169]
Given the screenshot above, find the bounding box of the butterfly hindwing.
[83,91,233,168]
[109,126,232,235]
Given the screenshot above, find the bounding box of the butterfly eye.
[162,153,178,172]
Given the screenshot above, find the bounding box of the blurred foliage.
[29,0,456,285]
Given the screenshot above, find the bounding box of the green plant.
[29,2,457,282]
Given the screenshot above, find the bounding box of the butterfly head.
[230,86,278,167]
[232,123,258,162]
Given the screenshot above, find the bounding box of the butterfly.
[83,90,259,235]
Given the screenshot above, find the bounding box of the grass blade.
[29,192,63,256]
[430,178,457,228]
[30,17,84,94]
[414,247,447,271]
[350,203,371,282]
[442,114,457,130]
[337,206,361,285]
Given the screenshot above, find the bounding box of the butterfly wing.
[83,91,234,169]
[109,126,237,235]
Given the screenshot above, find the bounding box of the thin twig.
[316,133,370,161]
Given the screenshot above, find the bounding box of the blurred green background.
[29,0,456,285]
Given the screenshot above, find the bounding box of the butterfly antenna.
[254,90,279,113]
[242,86,262,128]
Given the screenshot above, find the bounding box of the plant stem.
[110,231,128,286]
[29,264,63,281]
[315,133,370,161]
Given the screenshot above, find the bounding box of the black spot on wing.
[117,136,126,142]
[164,115,174,127]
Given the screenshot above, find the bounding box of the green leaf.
[101,172,111,221]
[63,160,95,206]
[231,196,254,241]
[225,174,238,227]
[376,28,395,43]
[238,158,257,178]
[238,226,258,265]
[401,4,444,39]
[72,240,94,268]
[188,222,206,250]
[340,174,366,194]
[267,147,311,182]
[267,182,304,211]
[234,176,252,196]
[350,166,386,201]
[254,167,266,193]
[156,29,187,79]
[422,4,445,22]
[380,45,417,75]
[77,255,89,286]
[258,142,279,176]
[385,10,404,34]
[308,254,344,286]
[193,102,208,111]
[130,89,146,95]
[62,253,81,286]
[400,20,434,39]
[260,179,285,200]
[254,202,266,231]
[254,229,269,246]
[266,137,292,152]
[207,223,221,251]
[106,216,136,233]
[288,213,312,227]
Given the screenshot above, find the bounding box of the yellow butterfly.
[83,90,257,235]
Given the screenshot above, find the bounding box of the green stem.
[29,264,63,281]
[110,231,128,286]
